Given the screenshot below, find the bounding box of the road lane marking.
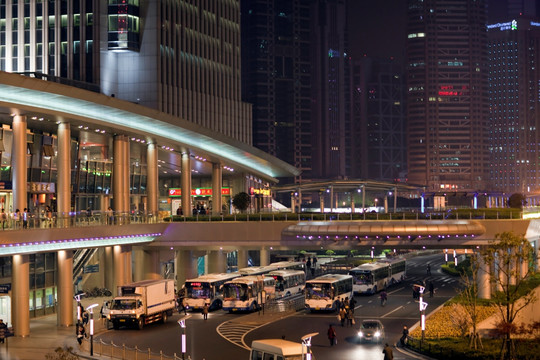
[381,305,404,318]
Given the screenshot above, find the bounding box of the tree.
[507,193,526,209]
[481,231,537,360]
[457,252,483,350]
[232,192,250,213]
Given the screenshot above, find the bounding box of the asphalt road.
[96,253,461,360]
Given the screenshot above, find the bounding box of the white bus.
[183,272,240,310]
[268,261,306,272]
[267,269,306,298]
[238,265,277,276]
[305,274,353,312]
[349,258,406,294]
[222,275,275,312]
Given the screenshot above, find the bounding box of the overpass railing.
[0,208,527,231]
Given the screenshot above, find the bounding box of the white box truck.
[108,279,175,330]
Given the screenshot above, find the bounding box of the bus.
[267,269,306,298]
[222,275,276,312]
[249,339,314,360]
[305,274,353,312]
[238,265,277,276]
[183,272,240,311]
[268,261,306,272]
[349,258,406,294]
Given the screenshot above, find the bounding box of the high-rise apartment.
[488,18,540,193]
[0,0,251,143]
[406,0,490,191]
[242,0,351,183]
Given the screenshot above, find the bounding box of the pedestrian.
[383,343,394,360]
[327,324,337,346]
[339,306,346,327]
[346,307,354,327]
[343,296,350,309]
[202,303,209,320]
[380,290,387,306]
[13,209,20,229]
[82,311,89,326]
[312,256,318,269]
[349,296,356,313]
[306,257,312,275]
[178,295,188,315]
[429,281,434,297]
[0,208,6,230]
[77,324,86,345]
[400,325,409,346]
[427,263,431,275]
[0,319,6,343]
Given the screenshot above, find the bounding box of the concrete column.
[57,250,73,327]
[146,142,159,220]
[384,196,388,213]
[393,187,398,213]
[351,193,355,214]
[12,254,30,336]
[133,247,161,281]
[259,248,270,266]
[176,250,198,287]
[477,251,491,299]
[212,163,222,215]
[207,250,227,273]
[113,135,130,223]
[237,249,248,269]
[291,193,296,213]
[362,186,366,211]
[181,153,192,216]
[113,245,132,290]
[319,193,324,213]
[57,123,71,228]
[104,247,114,293]
[330,186,334,212]
[12,115,27,214]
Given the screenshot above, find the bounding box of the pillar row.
[57,123,71,227]
[207,250,227,273]
[176,250,198,287]
[259,248,270,266]
[113,245,132,292]
[477,251,491,300]
[12,115,27,213]
[181,153,192,215]
[113,135,130,221]
[212,162,222,215]
[133,247,161,282]
[146,142,159,219]
[237,250,248,270]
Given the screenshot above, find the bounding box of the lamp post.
[301,332,318,360]
[178,314,192,360]
[73,293,85,338]
[86,303,98,356]
[414,285,428,342]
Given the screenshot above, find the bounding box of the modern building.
[406,0,490,192]
[487,18,540,194]
[241,0,353,184]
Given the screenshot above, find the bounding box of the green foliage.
[325,249,335,256]
[232,192,251,212]
[507,193,527,209]
[45,347,80,360]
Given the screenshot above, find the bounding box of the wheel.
[162,312,168,323]
[137,318,144,330]
[250,302,257,312]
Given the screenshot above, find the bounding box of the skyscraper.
[488,18,540,193]
[242,0,351,183]
[406,0,490,192]
[0,0,251,143]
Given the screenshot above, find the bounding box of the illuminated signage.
[28,182,55,193]
[250,187,271,196]
[438,85,468,96]
[168,188,231,197]
[487,20,517,31]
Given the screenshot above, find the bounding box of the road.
[96,253,461,359]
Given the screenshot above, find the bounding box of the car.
[357,319,385,343]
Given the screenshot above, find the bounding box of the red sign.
[168,188,231,197]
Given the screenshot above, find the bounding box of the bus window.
[251,350,263,360]
[263,354,274,360]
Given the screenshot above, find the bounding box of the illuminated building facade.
[0,0,251,143]
[488,18,540,193]
[406,0,490,191]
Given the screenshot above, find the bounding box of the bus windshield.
[185,282,212,299]
[350,271,372,285]
[223,283,249,300]
[305,283,333,299]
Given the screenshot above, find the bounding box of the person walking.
[0,208,6,230]
[346,307,354,327]
[0,319,7,343]
[22,208,28,229]
[400,325,409,346]
[202,303,209,320]
[327,324,337,346]
[349,296,356,313]
[427,263,431,275]
[380,290,387,306]
[429,281,434,297]
[383,343,394,360]
[339,306,346,327]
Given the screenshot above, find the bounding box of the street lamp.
[86,303,99,356]
[73,293,85,329]
[178,314,192,360]
[301,332,318,360]
[414,285,428,342]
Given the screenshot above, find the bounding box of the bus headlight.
[375,331,381,338]
[358,331,363,337]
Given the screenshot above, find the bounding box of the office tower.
[242,0,351,182]
[353,57,406,182]
[0,0,251,143]
[488,18,540,193]
[406,0,490,191]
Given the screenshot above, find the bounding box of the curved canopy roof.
[0,72,300,182]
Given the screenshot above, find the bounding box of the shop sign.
[168,187,231,197]
[83,264,99,273]
[0,284,11,294]
[28,182,55,193]
[250,187,271,196]
[0,181,12,190]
